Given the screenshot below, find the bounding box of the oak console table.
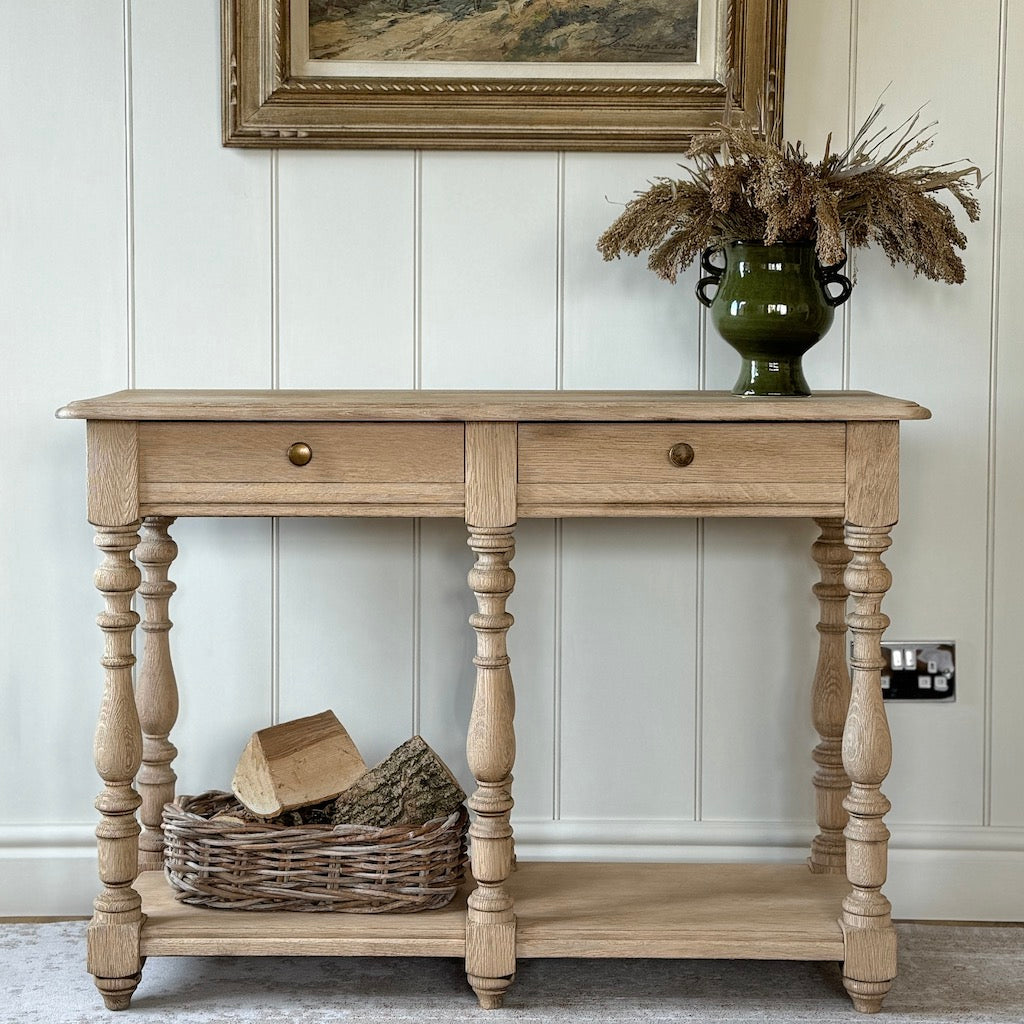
[59,389,930,1015]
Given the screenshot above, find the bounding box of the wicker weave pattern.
[163,791,469,913]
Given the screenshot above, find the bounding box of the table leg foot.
[844,978,891,1014]
[469,975,513,1009]
[840,917,896,1012]
[95,973,142,1011]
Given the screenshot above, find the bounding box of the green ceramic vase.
[696,241,853,396]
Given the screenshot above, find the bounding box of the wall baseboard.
[3,820,1023,920]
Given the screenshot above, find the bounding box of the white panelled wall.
[1,0,1021,917]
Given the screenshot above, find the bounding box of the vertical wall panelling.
[555,153,566,388]
[131,2,272,387]
[850,0,1000,825]
[783,0,855,391]
[277,151,418,764]
[277,152,417,386]
[552,519,565,819]
[843,0,859,387]
[130,0,274,793]
[563,154,701,389]
[990,0,1024,827]
[0,1,129,823]
[692,520,705,818]
[699,1,852,824]
[414,151,425,388]
[558,520,697,819]
[123,0,137,385]
[700,520,821,821]
[420,153,559,388]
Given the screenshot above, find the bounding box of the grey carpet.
[2,921,1022,1024]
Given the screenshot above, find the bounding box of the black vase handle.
[819,254,853,308]
[696,247,725,308]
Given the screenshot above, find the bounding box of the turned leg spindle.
[136,516,180,871]
[88,523,145,1011]
[808,518,852,874]
[465,526,517,1009]
[840,523,898,1013]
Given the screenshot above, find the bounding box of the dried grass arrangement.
[597,103,982,285]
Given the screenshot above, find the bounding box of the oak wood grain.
[87,421,139,527]
[841,523,898,1012]
[134,862,848,961]
[513,862,848,960]
[808,518,852,875]
[846,422,900,527]
[136,871,467,956]
[59,390,932,423]
[518,423,845,483]
[136,517,180,872]
[465,523,517,1007]
[140,483,464,506]
[465,423,516,529]
[138,422,464,483]
[517,501,847,518]
[89,523,144,1009]
[517,482,846,507]
[139,501,467,518]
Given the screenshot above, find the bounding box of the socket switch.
[851,641,957,702]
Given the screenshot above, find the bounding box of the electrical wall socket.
[850,641,957,702]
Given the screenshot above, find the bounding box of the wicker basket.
[162,791,469,913]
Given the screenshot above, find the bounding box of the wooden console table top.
[58,388,929,422]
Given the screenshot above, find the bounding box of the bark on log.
[231,710,367,818]
[328,736,465,827]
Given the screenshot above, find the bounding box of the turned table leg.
[808,518,852,874]
[840,522,897,1012]
[88,523,145,1011]
[465,525,517,1009]
[136,516,180,872]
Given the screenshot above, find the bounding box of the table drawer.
[139,422,464,483]
[517,423,846,516]
[137,422,465,514]
[519,423,845,483]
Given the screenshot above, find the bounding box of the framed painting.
[221,0,787,150]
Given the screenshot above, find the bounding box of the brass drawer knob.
[667,442,695,468]
[287,442,313,467]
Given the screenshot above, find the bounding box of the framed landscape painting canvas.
[222,0,787,149]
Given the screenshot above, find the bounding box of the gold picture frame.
[222,0,787,150]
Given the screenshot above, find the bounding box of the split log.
[329,736,465,828]
[231,710,367,818]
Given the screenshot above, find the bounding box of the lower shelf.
[137,861,848,962]
[514,862,847,960]
[136,871,468,957]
